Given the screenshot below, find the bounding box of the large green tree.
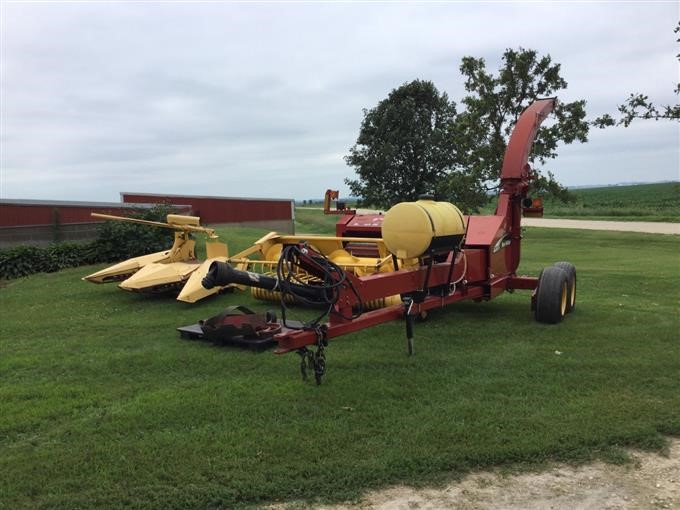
[344,80,458,207]
[453,48,588,207]
[345,48,590,211]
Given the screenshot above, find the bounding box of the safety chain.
[297,326,328,385]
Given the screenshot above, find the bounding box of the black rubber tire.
[554,261,576,313]
[535,266,569,324]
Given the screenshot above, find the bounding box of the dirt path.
[521,218,680,235]
[268,439,679,510]
[352,209,680,235]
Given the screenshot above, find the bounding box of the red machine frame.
[268,98,556,353]
[199,99,573,383]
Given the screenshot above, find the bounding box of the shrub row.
[0,205,176,280]
[0,243,101,279]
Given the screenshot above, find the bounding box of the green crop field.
[1,213,679,509]
[482,181,680,222]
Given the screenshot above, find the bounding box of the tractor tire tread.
[554,261,576,313]
[535,266,568,324]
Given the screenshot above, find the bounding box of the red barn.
[120,192,295,232]
[0,193,294,248]
[0,199,189,248]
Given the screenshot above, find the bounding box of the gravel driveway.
[354,209,680,235]
[521,218,680,235]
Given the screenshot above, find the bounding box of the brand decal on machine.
[492,234,512,253]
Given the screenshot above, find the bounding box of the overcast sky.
[1,1,678,202]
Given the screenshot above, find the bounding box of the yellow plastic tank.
[381,199,465,259]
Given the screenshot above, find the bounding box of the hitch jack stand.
[403,297,415,356]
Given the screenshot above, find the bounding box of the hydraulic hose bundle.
[202,242,363,330]
[275,243,363,329]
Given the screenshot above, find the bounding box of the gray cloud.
[1,2,678,202]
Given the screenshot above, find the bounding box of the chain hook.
[405,297,414,317]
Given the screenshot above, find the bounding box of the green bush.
[91,204,175,261]
[0,243,93,279]
[0,204,177,280]
[0,246,45,279]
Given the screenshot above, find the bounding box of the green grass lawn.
[292,208,343,235]
[482,182,680,222]
[1,217,679,509]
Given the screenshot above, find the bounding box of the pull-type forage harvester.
[200,98,577,383]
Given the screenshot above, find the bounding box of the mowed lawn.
[1,219,679,509]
